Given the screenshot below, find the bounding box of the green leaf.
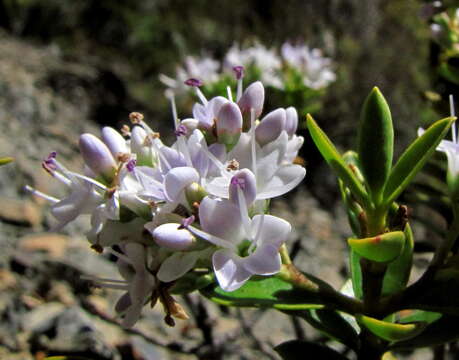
[274,340,349,360]
[0,157,13,166]
[200,275,324,310]
[170,272,214,295]
[382,116,455,206]
[350,250,363,299]
[348,231,405,263]
[382,223,414,296]
[307,114,369,207]
[391,314,459,350]
[357,315,427,342]
[298,309,360,350]
[358,87,393,203]
[398,310,442,325]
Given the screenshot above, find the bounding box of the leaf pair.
[307,88,455,211]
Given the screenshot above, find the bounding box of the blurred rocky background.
[0,0,454,359]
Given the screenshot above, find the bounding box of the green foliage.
[382,116,455,206]
[200,275,324,310]
[358,87,394,204]
[357,315,427,342]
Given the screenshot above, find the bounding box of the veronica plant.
[160,41,336,116]
[28,70,459,359]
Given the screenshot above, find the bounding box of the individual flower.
[281,42,336,89]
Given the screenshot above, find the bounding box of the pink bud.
[237,81,265,118]
[255,108,286,146]
[216,102,242,150]
[285,107,298,136]
[152,223,195,250]
[229,169,257,207]
[102,127,128,157]
[79,133,117,180]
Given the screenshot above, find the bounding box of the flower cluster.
[160,41,336,93]
[27,74,305,327]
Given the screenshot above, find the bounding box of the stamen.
[184,78,208,105]
[178,215,195,229]
[24,185,59,203]
[226,86,233,102]
[68,172,108,191]
[237,187,252,240]
[126,159,137,172]
[226,159,239,171]
[231,176,245,190]
[187,225,237,251]
[166,89,180,130]
[196,143,228,174]
[250,108,257,175]
[174,124,188,137]
[450,94,457,143]
[233,66,244,101]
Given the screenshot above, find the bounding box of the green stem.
[278,264,363,315]
[279,244,292,265]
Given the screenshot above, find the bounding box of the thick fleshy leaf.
[358,315,427,342]
[348,231,405,263]
[0,157,13,165]
[382,223,414,296]
[350,250,363,299]
[299,309,360,350]
[382,116,455,206]
[358,87,393,203]
[274,340,348,360]
[306,114,368,206]
[200,274,323,310]
[391,314,459,350]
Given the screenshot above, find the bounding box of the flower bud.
[130,126,153,166]
[229,169,257,207]
[216,102,242,151]
[102,127,128,158]
[255,108,286,146]
[285,107,298,137]
[237,81,265,118]
[152,223,196,251]
[79,133,117,182]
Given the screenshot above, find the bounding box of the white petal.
[164,167,199,202]
[251,214,291,247]
[257,165,306,199]
[212,250,251,291]
[157,251,199,282]
[199,197,243,242]
[243,243,281,275]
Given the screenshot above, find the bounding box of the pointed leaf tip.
[358,315,427,342]
[358,87,393,203]
[382,116,455,206]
